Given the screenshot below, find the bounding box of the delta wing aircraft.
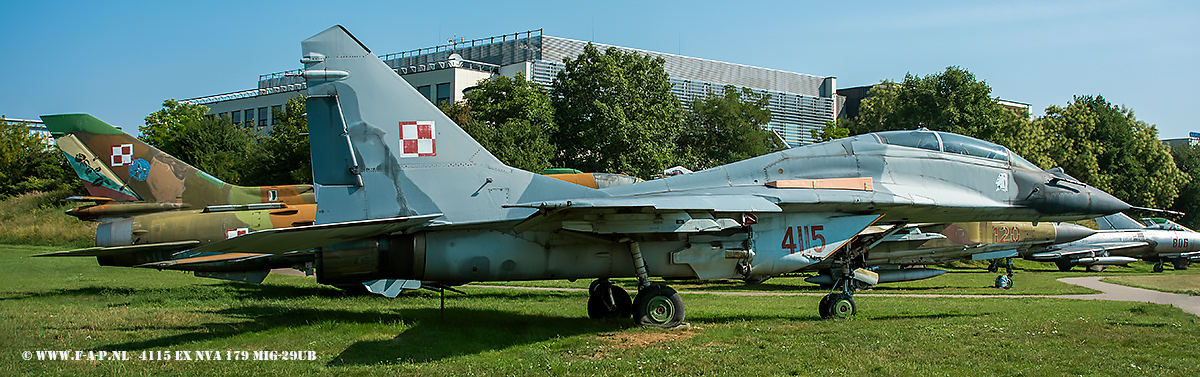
[35,114,317,282]
[804,221,1096,289]
[178,25,1131,326]
[1024,213,1200,273]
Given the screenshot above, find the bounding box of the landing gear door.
[751,213,882,275]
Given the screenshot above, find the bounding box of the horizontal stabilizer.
[33,241,200,257]
[194,270,270,284]
[190,214,442,254]
[136,253,266,269]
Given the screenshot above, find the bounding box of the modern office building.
[182,29,843,146]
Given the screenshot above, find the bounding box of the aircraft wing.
[508,194,783,213]
[508,194,782,234]
[136,250,315,270]
[33,241,201,257]
[1029,241,1150,260]
[188,214,442,254]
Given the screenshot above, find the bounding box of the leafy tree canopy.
[551,43,685,179]
[1037,95,1187,209]
[439,74,556,172]
[678,85,779,170]
[0,119,78,198]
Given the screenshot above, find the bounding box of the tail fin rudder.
[41,114,308,208]
[301,26,597,225]
[42,114,209,204]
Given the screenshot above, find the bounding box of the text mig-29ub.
[192,25,1131,327]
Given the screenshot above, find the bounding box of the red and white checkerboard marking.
[225,228,249,239]
[399,121,436,157]
[110,144,133,166]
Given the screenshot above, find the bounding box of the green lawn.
[4,244,1199,376]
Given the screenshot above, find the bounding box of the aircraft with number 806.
[187,25,1132,327]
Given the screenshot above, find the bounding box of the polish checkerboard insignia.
[225,228,250,239]
[399,121,436,157]
[111,144,133,166]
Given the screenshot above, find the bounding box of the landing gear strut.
[993,258,1014,289]
[819,267,867,319]
[623,240,686,327]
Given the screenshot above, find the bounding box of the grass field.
[4,244,1200,376]
[1104,274,1200,296]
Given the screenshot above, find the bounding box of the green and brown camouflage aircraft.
[37,114,317,282]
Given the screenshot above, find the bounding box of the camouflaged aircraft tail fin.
[41,114,222,205]
[301,25,597,225]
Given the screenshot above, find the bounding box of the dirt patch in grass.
[577,328,699,360]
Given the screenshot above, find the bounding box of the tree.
[678,85,779,170]
[439,75,556,172]
[243,96,312,185]
[0,119,77,198]
[141,99,209,148]
[1169,143,1200,229]
[811,120,851,143]
[141,101,263,184]
[551,44,685,179]
[851,67,1053,167]
[1036,95,1187,209]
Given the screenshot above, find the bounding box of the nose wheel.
[819,292,857,319]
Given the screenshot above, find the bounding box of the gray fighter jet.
[1024,213,1200,272]
[193,26,1130,326]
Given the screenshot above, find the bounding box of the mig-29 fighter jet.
[35,114,318,283]
[183,25,1131,326]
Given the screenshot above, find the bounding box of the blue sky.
[3,0,1197,139]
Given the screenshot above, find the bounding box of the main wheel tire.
[828,293,856,319]
[987,262,999,273]
[1153,263,1165,273]
[632,284,685,327]
[995,275,1013,290]
[1056,261,1074,272]
[1086,265,1106,273]
[587,284,632,319]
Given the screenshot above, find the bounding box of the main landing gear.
[587,279,631,319]
[587,240,687,328]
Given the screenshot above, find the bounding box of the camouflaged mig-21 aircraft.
[35,114,319,283]
[174,25,1134,326]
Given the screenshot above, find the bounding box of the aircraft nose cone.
[1054,223,1096,244]
[1087,187,1132,217]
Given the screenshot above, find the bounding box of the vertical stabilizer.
[301,26,597,225]
[41,114,314,208]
